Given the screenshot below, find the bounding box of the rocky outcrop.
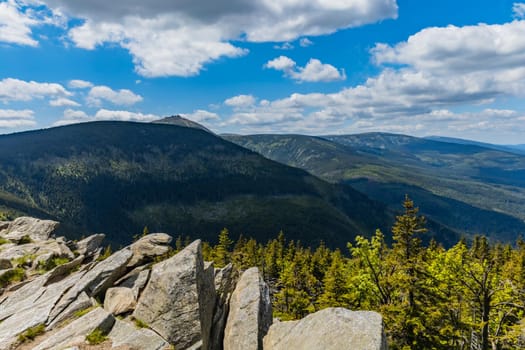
[224,267,272,350]
[263,308,388,350]
[0,217,59,242]
[133,239,216,349]
[0,216,389,350]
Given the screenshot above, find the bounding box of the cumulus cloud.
[219,16,525,138]
[0,108,36,128]
[181,109,220,122]
[94,109,158,122]
[265,56,346,82]
[38,0,397,77]
[300,38,314,47]
[49,97,80,107]
[224,94,256,108]
[68,79,94,89]
[0,78,71,102]
[513,3,525,19]
[87,85,142,106]
[54,108,159,126]
[0,0,66,46]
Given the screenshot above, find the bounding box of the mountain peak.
[153,115,212,133]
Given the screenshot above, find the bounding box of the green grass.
[0,237,9,245]
[85,328,108,345]
[73,304,99,319]
[0,267,25,288]
[133,317,149,329]
[17,324,45,343]
[37,256,70,272]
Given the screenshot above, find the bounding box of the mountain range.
[1,117,523,248]
[226,132,525,243]
[0,121,393,247]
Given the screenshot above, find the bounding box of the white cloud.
[224,94,256,108]
[0,108,36,128]
[0,0,66,46]
[94,109,158,122]
[0,108,34,119]
[87,85,142,106]
[39,0,397,77]
[265,56,346,82]
[265,56,296,71]
[53,108,159,126]
[299,38,313,47]
[182,110,220,122]
[0,78,71,102]
[68,79,93,89]
[513,3,525,19]
[49,97,80,107]
[53,108,90,126]
[0,0,38,46]
[274,42,294,50]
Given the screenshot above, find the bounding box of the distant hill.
[153,115,212,133]
[226,133,525,243]
[426,136,525,156]
[0,121,396,248]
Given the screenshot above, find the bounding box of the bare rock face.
[127,233,173,267]
[33,307,115,350]
[104,287,137,315]
[263,308,388,350]
[0,217,59,242]
[73,233,106,257]
[223,267,272,350]
[109,318,168,350]
[133,239,216,349]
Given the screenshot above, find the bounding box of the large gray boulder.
[133,239,216,349]
[109,318,169,350]
[0,217,59,242]
[127,233,173,266]
[73,233,105,257]
[263,308,387,350]
[104,287,136,315]
[224,267,272,350]
[33,307,115,350]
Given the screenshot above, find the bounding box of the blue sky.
[1,0,525,144]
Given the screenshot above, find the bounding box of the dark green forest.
[202,197,525,350]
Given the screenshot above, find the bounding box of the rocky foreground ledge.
[0,217,388,350]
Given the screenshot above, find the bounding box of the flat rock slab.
[33,307,115,350]
[1,217,59,242]
[263,308,387,350]
[109,319,168,350]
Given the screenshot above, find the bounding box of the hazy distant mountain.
[226,132,525,243]
[0,121,395,248]
[153,115,212,133]
[426,136,525,156]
